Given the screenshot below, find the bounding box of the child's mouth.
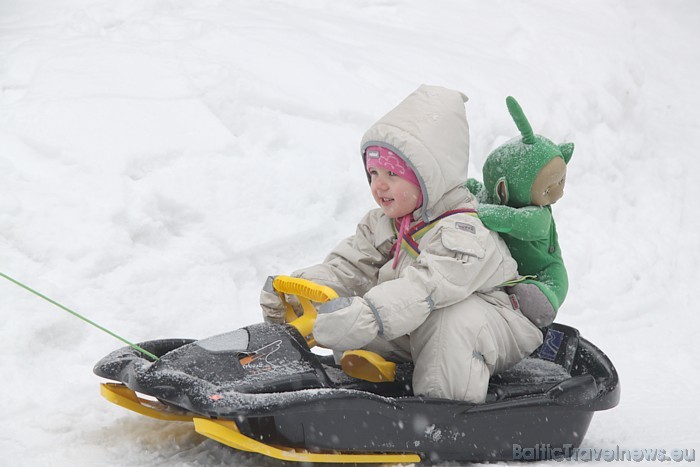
[380,197,394,206]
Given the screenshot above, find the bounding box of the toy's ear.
[495,177,509,205]
[559,142,574,164]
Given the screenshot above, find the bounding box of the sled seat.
[319,324,580,402]
[487,323,579,401]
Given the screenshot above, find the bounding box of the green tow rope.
[0,271,159,361]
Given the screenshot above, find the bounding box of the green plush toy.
[467,96,573,326]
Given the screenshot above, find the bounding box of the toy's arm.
[465,178,489,204]
[477,204,552,241]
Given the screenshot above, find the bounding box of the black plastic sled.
[94,278,619,464]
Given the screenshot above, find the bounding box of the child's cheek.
[402,191,420,206]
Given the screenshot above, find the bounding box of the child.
[260,85,543,403]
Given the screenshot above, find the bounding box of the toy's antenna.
[506,96,535,145]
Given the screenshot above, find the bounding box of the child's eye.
[543,188,550,196]
[388,171,397,176]
[558,177,566,185]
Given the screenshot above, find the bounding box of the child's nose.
[373,177,389,190]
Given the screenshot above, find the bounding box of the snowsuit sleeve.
[363,214,516,340]
[292,210,392,297]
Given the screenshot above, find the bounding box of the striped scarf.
[390,208,478,268]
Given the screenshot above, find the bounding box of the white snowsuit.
[269,85,543,403]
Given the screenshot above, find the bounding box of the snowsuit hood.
[360,84,470,222]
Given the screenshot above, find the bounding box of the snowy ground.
[1,0,699,465]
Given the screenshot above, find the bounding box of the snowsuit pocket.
[419,227,489,288]
[439,227,486,261]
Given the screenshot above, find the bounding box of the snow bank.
[1,0,699,464]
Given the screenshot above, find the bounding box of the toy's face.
[530,157,566,206]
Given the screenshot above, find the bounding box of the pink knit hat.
[365,146,421,188]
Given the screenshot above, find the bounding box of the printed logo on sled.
[539,329,564,361]
[239,340,282,373]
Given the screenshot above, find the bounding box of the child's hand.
[313,297,379,350]
[260,276,307,324]
[260,276,286,324]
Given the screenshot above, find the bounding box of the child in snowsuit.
[261,85,543,403]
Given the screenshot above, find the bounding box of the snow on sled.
[94,276,620,464]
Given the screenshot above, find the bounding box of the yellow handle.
[272,276,338,347]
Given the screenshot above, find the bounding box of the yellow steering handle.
[272,276,338,347]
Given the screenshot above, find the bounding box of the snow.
[1,0,699,465]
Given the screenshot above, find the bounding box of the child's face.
[369,167,421,218]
